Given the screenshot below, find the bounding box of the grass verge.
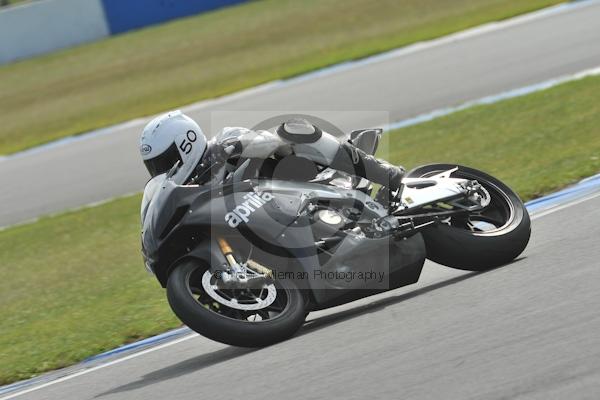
[0,0,564,155]
[0,0,30,7]
[2,73,600,385]
[381,76,600,199]
[0,195,180,385]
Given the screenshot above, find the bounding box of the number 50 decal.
[179,130,197,155]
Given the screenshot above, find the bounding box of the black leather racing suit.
[195,121,404,192]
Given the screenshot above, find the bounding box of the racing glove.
[218,128,283,160]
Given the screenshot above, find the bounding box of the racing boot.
[332,141,404,192]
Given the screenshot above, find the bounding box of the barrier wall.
[0,0,249,65]
[0,0,109,64]
[101,0,248,34]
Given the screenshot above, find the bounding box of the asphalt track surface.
[5,190,599,400]
[2,0,600,227]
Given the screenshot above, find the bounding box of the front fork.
[216,238,272,287]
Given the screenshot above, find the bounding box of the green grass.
[381,75,600,200]
[1,73,599,385]
[0,0,31,7]
[0,0,564,155]
[0,195,181,385]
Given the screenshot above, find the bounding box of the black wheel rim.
[184,266,291,323]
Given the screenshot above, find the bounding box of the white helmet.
[140,110,207,183]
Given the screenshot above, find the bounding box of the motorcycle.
[141,128,530,347]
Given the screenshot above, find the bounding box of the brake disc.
[201,270,277,311]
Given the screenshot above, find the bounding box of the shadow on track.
[301,270,482,335]
[95,346,257,398]
[96,261,520,397]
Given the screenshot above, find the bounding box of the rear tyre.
[406,164,531,271]
[167,260,306,347]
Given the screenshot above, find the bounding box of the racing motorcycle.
[141,128,530,347]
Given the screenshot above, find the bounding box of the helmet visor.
[143,143,182,178]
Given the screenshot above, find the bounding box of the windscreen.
[141,173,167,223]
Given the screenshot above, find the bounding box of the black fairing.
[142,177,426,309]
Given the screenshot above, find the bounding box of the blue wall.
[101,0,249,34]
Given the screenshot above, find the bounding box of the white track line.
[385,66,600,130]
[0,334,198,400]
[1,0,598,163]
[2,184,599,400]
[2,186,599,400]
[530,191,600,220]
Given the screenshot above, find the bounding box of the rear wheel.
[406,164,531,271]
[167,260,306,347]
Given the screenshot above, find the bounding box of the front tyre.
[406,164,531,271]
[167,260,306,347]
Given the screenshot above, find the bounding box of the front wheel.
[167,260,306,347]
[406,164,531,271]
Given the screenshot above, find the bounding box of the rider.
[139,110,404,196]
